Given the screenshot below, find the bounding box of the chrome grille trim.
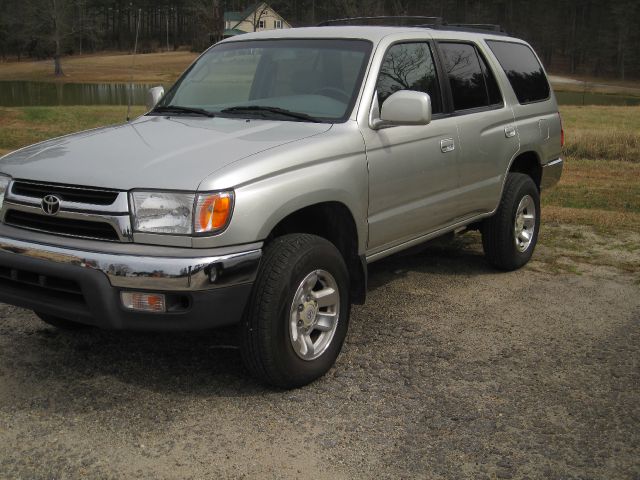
[7,183,129,214]
[1,180,132,242]
[11,180,120,205]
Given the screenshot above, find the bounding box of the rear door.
[436,40,520,217]
[486,40,562,165]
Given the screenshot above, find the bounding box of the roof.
[223,2,264,25]
[223,12,245,22]
[218,26,520,45]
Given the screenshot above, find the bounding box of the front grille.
[4,210,120,241]
[0,265,83,297]
[11,181,119,205]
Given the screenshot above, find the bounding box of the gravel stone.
[0,240,638,479]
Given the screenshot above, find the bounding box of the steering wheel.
[313,86,350,103]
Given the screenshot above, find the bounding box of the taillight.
[559,112,565,148]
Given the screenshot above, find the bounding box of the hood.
[0,115,332,191]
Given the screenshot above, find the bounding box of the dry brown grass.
[542,205,640,232]
[560,105,640,162]
[0,51,198,84]
[543,158,640,217]
[563,130,640,162]
[539,106,640,235]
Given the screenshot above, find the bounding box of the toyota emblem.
[41,195,61,215]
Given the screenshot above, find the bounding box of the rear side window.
[439,42,503,111]
[376,42,442,114]
[486,40,550,104]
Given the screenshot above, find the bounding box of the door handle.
[504,125,517,138]
[440,138,455,153]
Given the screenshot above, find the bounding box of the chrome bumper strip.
[0,236,261,291]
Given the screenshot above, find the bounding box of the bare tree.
[50,0,64,75]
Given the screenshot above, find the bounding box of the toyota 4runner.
[0,24,563,388]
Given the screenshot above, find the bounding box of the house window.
[258,20,265,29]
[274,20,283,29]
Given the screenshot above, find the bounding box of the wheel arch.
[508,150,543,190]
[266,200,367,305]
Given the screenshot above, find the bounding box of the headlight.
[0,175,11,210]
[130,190,233,235]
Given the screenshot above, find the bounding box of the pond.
[1,80,639,107]
[0,81,161,107]
[555,90,640,106]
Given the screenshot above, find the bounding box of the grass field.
[0,104,638,240]
[541,106,640,234]
[0,106,145,156]
[0,52,197,84]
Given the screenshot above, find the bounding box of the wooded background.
[1,0,639,80]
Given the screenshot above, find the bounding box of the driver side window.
[376,42,442,114]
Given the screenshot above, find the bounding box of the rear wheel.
[240,234,350,388]
[35,312,87,330]
[482,173,541,271]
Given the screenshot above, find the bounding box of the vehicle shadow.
[7,233,497,405]
[366,232,498,292]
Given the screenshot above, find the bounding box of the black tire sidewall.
[502,175,541,269]
[271,243,350,385]
[242,234,351,388]
[482,173,541,271]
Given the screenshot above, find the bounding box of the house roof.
[224,3,263,25]
[223,11,245,22]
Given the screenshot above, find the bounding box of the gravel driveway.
[1,234,638,479]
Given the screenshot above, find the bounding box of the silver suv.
[0,25,563,387]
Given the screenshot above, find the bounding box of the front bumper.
[0,234,262,331]
[540,158,564,190]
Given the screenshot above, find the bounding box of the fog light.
[209,264,219,283]
[121,292,166,313]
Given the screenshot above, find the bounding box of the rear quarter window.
[486,40,550,104]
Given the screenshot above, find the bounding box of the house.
[223,2,291,38]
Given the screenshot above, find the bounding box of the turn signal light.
[195,192,234,234]
[121,292,166,313]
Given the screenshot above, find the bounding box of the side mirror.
[146,86,165,110]
[370,90,432,130]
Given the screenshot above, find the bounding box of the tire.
[482,173,541,271]
[35,311,87,330]
[240,234,350,389]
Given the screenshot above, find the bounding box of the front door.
[362,41,461,255]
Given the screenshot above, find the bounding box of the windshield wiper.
[220,106,321,123]
[152,105,215,118]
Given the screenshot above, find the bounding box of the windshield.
[155,39,373,122]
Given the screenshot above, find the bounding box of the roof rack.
[317,16,443,27]
[317,17,509,36]
[432,23,509,35]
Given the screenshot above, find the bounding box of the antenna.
[126,8,142,122]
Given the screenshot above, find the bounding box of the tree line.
[1,0,638,80]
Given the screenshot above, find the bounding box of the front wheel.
[240,234,350,388]
[481,173,541,271]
